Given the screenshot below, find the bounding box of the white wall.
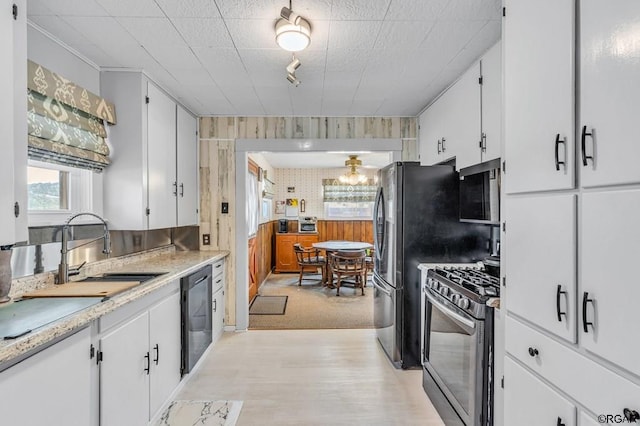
[273,167,377,219]
[27,24,100,94]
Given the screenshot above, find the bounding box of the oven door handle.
[426,291,476,330]
[372,277,393,297]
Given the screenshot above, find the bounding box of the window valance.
[26,60,117,172]
[322,179,377,202]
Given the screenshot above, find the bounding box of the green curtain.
[322,179,377,202]
[26,61,116,172]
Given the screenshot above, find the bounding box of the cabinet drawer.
[506,316,640,419]
[212,259,224,279]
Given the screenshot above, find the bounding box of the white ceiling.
[27,0,502,117]
[258,151,392,168]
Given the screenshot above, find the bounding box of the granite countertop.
[0,249,228,368]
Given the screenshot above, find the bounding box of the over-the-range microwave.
[459,158,501,225]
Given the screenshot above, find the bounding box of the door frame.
[234,138,403,330]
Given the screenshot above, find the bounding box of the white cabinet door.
[581,189,640,377]
[100,312,150,426]
[481,41,501,163]
[213,286,224,343]
[506,194,577,343]
[504,357,576,426]
[12,0,27,244]
[445,62,481,170]
[147,82,177,230]
[176,105,198,227]
[0,327,93,426]
[579,1,640,188]
[580,412,607,426]
[504,0,575,194]
[149,292,182,419]
[419,100,445,166]
[0,0,15,246]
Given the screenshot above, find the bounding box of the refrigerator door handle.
[373,186,385,260]
[372,276,393,297]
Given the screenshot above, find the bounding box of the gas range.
[425,266,500,319]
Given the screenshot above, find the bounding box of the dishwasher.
[181,264,212,375]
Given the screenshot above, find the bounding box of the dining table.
[312,240,374,288]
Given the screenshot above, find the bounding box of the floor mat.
[155,400,243,426]
[249,295,288,315]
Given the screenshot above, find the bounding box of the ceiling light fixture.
[339,155,369,185]
[286,55,302,86]
[275,2,311,52]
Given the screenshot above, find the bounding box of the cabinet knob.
[528,347,539,357]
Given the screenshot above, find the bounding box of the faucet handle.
[68,261,87,277]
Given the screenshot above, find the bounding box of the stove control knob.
[430,280,439,291]
[457,298,470,310]
[451,293,460,304]
[439,286,449,297]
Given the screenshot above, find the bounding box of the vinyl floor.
[175,329,445,426]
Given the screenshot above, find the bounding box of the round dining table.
[312,240,373,287]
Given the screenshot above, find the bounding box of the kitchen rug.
[249,295,288,315]
[155,400,243,426]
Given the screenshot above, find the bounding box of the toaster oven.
[298,216,317,233]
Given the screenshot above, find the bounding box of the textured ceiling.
[27,0,502,117]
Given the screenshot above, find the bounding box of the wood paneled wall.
[256,221,275,291]
[317,220,374,244]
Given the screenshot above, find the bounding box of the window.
[27,160,98,226]
[28,166,69,210]
[322,179,377,219]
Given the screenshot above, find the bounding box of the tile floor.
[175,329,445,426]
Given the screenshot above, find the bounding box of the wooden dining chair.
[364,248,374,286]
[293,243,326,286]
[328,250,366,296]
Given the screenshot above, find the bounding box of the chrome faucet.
[57,212,111,284]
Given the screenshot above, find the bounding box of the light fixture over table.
[339,155,369,185]
[276,2,311,52]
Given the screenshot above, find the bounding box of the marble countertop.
[0,249,228,368]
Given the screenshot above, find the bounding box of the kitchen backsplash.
[273,168,377,220]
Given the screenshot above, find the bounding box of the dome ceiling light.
[339,155,369,185]
[275,2,311,52]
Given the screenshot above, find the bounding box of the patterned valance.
[26,61,116,172]
[322,179,377,202]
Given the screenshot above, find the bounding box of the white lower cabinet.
[504,357,576,426]
[100,291,181,426]
[0,326,94,426]
[212,258,226,343]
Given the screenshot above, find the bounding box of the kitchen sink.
[78,272,166,283]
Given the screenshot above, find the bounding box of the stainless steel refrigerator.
[372,162,490,369]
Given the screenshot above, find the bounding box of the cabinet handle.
[153,344,159,365]
[172,181,178,196]
[441,137,446,152]
[624,408,640,422]
[481,132,487,152]
[144,352,150,375]
[556,285,567,322]
[179,183,184,197]
[554,134,566,171]
[213,299,217,312]
[581,125,594,166]
[528,347,539,357]
[437,139,442,154]
[557,417,565,426]
[582,291,595,333]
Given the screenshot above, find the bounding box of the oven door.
[424,289,484,425]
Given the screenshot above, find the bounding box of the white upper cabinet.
[101,71,199,230]
[419,94,447,165]
[0,0,27,246]
[579,1,640,188]
[581,189,640,377]
[480,41,502,163]
[147,83,177,230]
[176,105,198,227]
[504,0,575,194]
[506,194,577,343]
[446,62,482,170]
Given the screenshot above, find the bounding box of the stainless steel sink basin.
[78,272,165,283]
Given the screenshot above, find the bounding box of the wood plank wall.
[256,221,275,291]
[317,220,373,244]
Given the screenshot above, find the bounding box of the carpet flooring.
[249,273,374,330]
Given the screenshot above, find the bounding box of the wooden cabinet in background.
[275,233,319,273]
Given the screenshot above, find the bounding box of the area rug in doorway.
[155,400,243,426]
[249,295,288,315]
